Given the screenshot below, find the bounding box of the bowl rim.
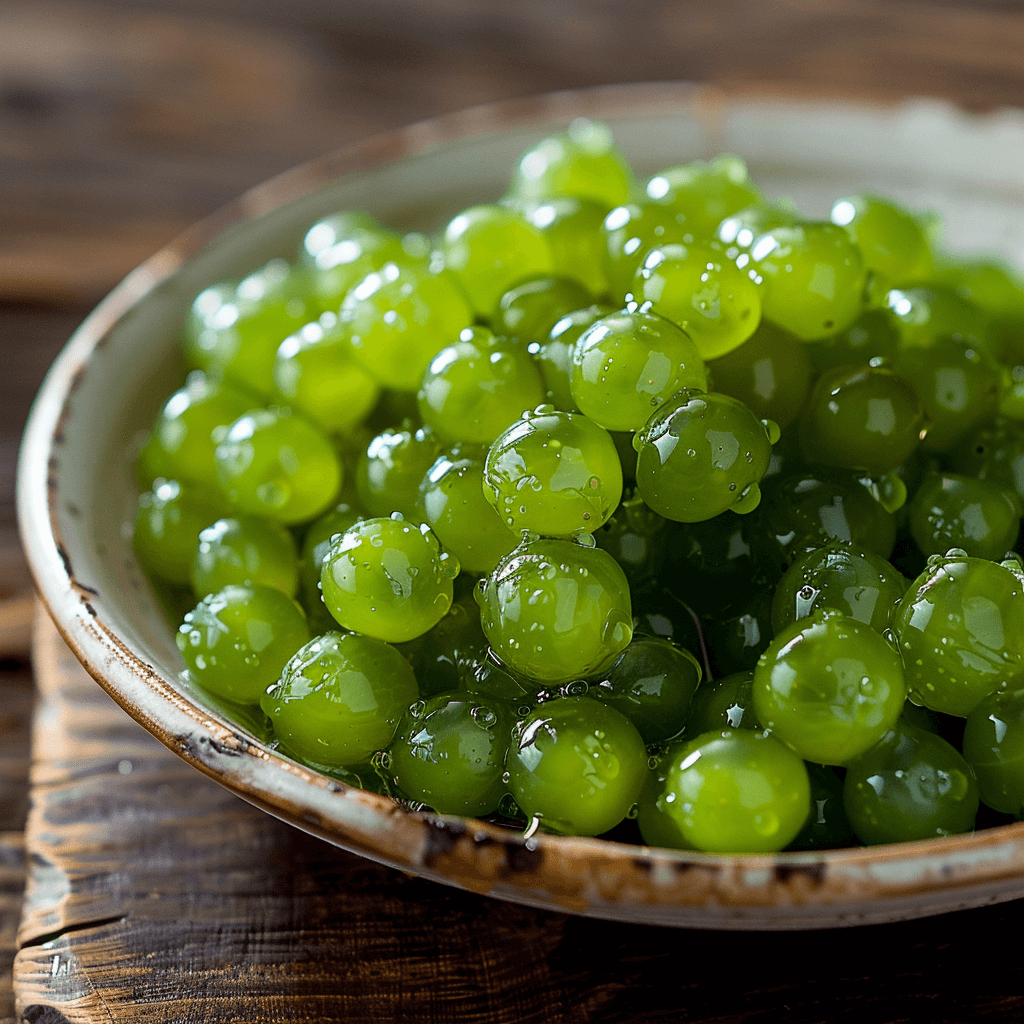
[19,80,1024,928]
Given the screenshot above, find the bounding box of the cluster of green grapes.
[133,117,1024,854]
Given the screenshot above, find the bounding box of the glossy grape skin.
[798,364,925,476]
[807,307,902,373]
[177,583,311,705]
[643,729,810,854]
[633,242,762,360]
[570,309,708,432]
[355,425,442,520]
[134,479,226,586]
[636,751,691,850]
[933,258,1024,364]
[191,515,299,598]
[491,276,592,344]
[634,389,776,523]
[388,694,513,816]
[593,489,668,584]
[701,580,775,678]
[715,203,798,255]
[600,202,690,301]
[771,542,907,636]
[962,688,1024,815]
[518,197,610,295]
[893,552,1024,717]
[630,583,705,655]
[441,204,553,317]
[750,221,867,341]
[707,320,813,430]
[509,118,633,209]
[531,305,615,412]
[483,408,623,537]
[753,608,907,766]
[477,539,633,683]
[507,695,647,836]
[272,313,380,434]
[907,472,1021,561]
[947,417,1024,505]
[320,517,458,643]
[843,721,979,844]
[591,637,702,744]
[417,327,546,445]
[262,631,418,768]
[684,671,760,736]
[886,285,990,351]
[297,503,364,631]
[214,407,342,525]
[788,762,857,851]
[420,446,518,574]
[341,262,474,391]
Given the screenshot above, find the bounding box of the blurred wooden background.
[6,1,1024,1020]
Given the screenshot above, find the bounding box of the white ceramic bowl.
[20,82,1024,929]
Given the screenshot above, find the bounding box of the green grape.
[519,196,610,295]
[483,407,623,536]
[477,538,633,683]
[798,364,925,475]
[297,503,364,631]
[643,729,810,854]
[509,118,633,209]
[273,313,380,434]
[388,694,513,816]
[215,407,342,525]
[341,262,473,390]
[530,304,614,412]
[570,309,708,432]
[893,551,1024,717]
[134,479,227,586]
[908,472,1021,561]
[754,608,907,766]
[645,154,762,240]
[633,241,762,360]
[715,203,797,255]
[807,307,902,373]
[684,671,760,736]
[707,319,812,430]
[417,327,546,445]
[636,749,691,849]
[421,445,518,574]
[750,221,867,341]
[630,583,705,654]
[355,424,442,520]
[843,721,979,844]
[591,636,702,744]
[507,695,647,836]
[771,542,907,636]
[788,762,856,851]
[963,688,1024,815]
[262,631,418,767]
[601,202,691,301]
[701,578,775,677]
[177,583,311,704]
[593,489,668,584]
[947,417,1024,507]
[491,275,592,343]
[136,372,255,490]
[441,204,553,317]
[191,515,299,598]
[634,389,776,522]
[320,517,459,643]
[886,285,990,350]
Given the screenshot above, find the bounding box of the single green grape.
[491,275,592,343]
[214,407,342,525]
[843,721,979,844]
[600,202,691,302]
[907,472,1021,561]
[700,578,775,677]
[753,608,907,766]
[297,503,364,631]
[886,285,990,351]
[963,688,1024,815]
[355,424,442,520]
[518,196,610,295]
[476,538,633,683]
[788,762,857,851]
[593,488,669,584]
[417,327,546,445]
[388,693,514,816]
[684,671,760,736]
[633,241,762,360]
[320,517,459,643]
[633,389,777,522]
[507,695,647,836]
[570,309,708,432]
[630,583,704,654]
[191,515,299,598]
[483,407,623,536]
[947,417,1024,506]
[636,748,692,849]
[177,583,311,704]
[262,631,418,767]
[530,304,614,412]
[806,307,902,373]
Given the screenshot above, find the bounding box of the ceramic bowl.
[19,82,1024,930]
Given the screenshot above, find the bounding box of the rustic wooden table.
[6,1,1024,1020]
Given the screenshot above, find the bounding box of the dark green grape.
[963,688,1024,816]
[191,515,299,598]
[907,472,1021,561]
[787,762,857,851]
[507,695,647,836]
[491,275,593,343]
[262,631,418,767]
[947,417,1024,506]
[476,538,632,683]
[886,285,990,351]
[591,636,702,744]
[636,748,691,849]
[530,304,614,412]
[355,424,442,520]
[518,196,610,295]
[634,389,777,522]
[806,307,902,373]
[388,694,513,816]
[893,551,1024,717]
[320,517,459,643]
[630,583,706,658]
[753,608,907,766]
[601,202,690,301]
[684,671,760,736]
[593,489,668,583]
[843,721,979,844]
[177,583,310,704]
[297,502,364,631]
[701,578,774,678]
